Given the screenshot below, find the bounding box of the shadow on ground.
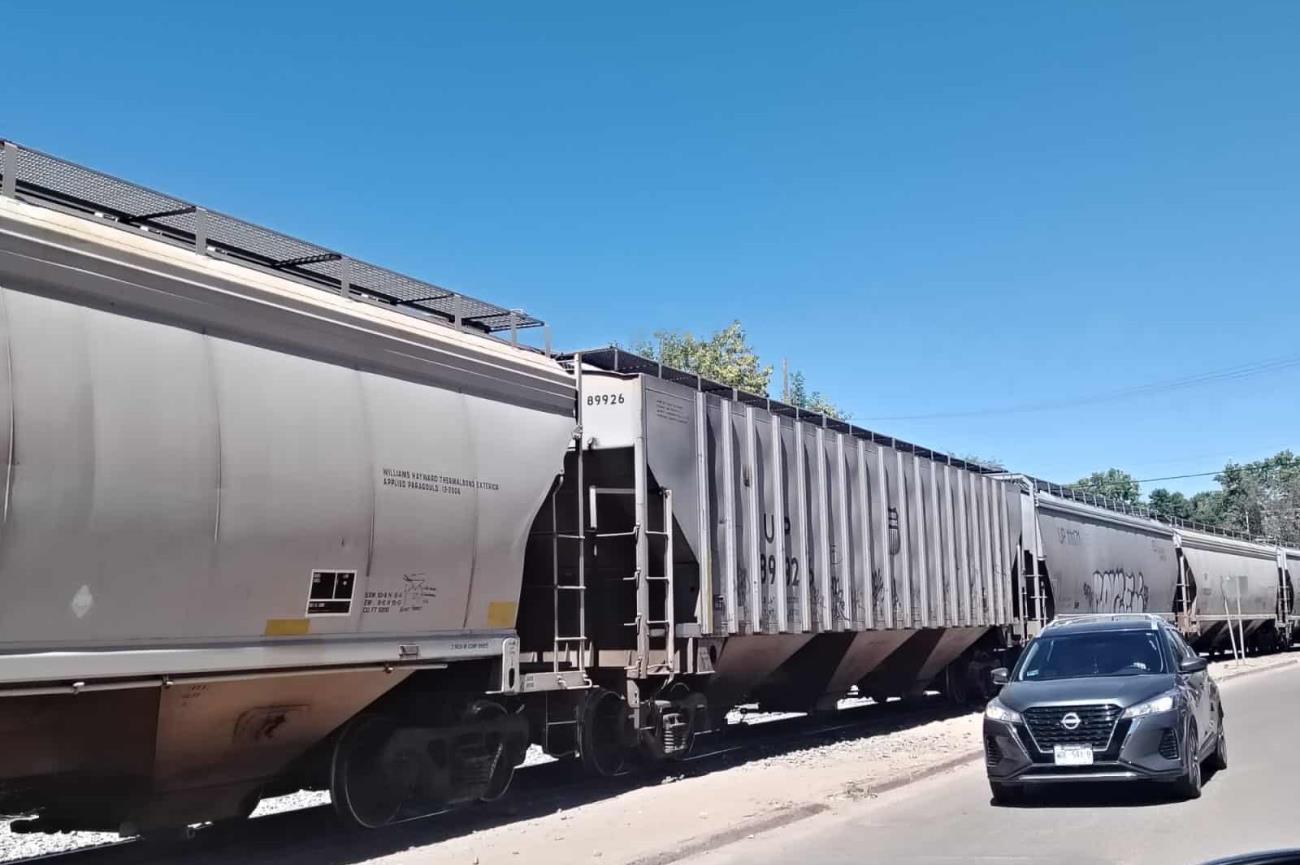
[990,765,1226,810]
[40,697,974,865]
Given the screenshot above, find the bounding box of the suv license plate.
[1054,745,1093,766]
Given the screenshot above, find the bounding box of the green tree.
[787,369,850,420]
[1187,490,1228,526]
[1147,488,1191,519]
[635,321,772,394]
[1072,468,1142,505]
[1215,451,1300,543]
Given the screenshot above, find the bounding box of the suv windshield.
[1015,630,1168,681]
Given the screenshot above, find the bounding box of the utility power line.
[1134,470,1223,484]
[866,353,1300,422]
[1135,462,1300,485]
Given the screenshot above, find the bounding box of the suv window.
[1167,628,1198,661]
[1163,630,1186,663]
[1015,629,1167,681]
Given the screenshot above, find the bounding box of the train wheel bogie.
[641,689,708,763]
[330,702,528,830]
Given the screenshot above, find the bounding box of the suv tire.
[1171,723,1203,800]
[1211,723,1227,771]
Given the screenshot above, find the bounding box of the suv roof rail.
[1044,613,1167,630]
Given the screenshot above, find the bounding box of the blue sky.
[3,2,1298,495]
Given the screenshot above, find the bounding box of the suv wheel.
[1172,723,1202,800]
[989,780,1024,805]
[1211,722,1228,771]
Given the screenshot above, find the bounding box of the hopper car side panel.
[640,374,1019,642]
[1179,534,1280,624]
[1034,494,1179,618]
[0,285,573,664]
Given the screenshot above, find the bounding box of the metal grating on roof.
[0,139,541,333]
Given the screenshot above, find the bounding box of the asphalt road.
[686,662,1300,865]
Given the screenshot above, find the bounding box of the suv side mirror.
[990,667,1010,686]
[1178,656,1208,674]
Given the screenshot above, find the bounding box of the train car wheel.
[330,716,415,829]
[463,700,519,802]
[942,661,971,705]
[578,689,628,777]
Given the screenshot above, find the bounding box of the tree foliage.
[1214,451,1300,542]
[1145,488,1227,525]
[635,321,849,418]
[1146,488,1191,519]
[787,369,850,420]
[635,321,772,394]
[1072,468,1142,504]
[1088,451,1300,544]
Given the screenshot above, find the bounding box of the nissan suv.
[984,613,1226,804]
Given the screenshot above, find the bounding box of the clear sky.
[3,2,1298,495]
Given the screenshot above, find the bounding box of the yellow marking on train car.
[264,618,311,636]
[486,601,518,628]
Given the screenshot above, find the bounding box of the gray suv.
[984,614,1226,804]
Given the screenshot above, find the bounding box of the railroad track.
[1,694,970,865]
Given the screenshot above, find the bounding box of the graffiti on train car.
[830,543,846,627]
[1082,568,1150,613]
[871,567,887,622]
[758,512,803,627]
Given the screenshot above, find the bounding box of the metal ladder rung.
[554,585,586,591]
[532,531,587,540]
[594,529,638,539]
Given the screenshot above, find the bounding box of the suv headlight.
[985,698,1021,723]
[1121,691,1177,719]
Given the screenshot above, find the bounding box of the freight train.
[0,140,1292,836]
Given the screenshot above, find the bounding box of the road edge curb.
[624,748,984,865]
[1217,658,1298,684]
[855,746,985,799]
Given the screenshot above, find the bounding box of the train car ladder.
[1279,566,1294,643]
[589,486,676,679]
[1024,553,1048,637]
[1176,557,1194,635]
[547,475,590,675]
[535,434,594,757]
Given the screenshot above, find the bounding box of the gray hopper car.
[0,140,1292,837]
[1031,492,1293,652]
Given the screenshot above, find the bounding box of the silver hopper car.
[0,141,576,833]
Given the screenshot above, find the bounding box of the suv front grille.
[1023,704,1120,751]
